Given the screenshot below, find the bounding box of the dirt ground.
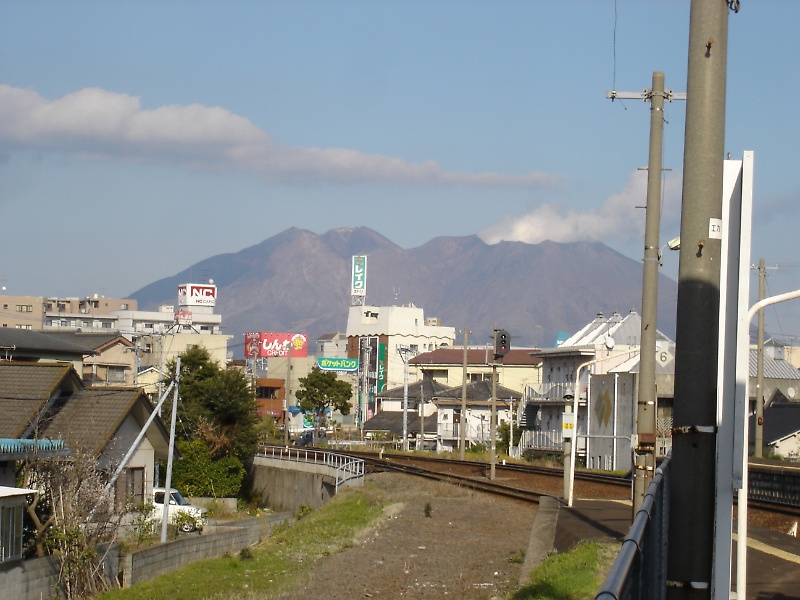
[274,472,540,600]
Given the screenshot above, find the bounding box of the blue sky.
[2,1,800,340]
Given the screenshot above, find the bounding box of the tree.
[21,449,122,598]
[295,367,352,442]
[166,347,258,460]
[165,347,259,496]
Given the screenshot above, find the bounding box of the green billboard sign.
[317,357,359,372]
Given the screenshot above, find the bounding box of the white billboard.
[351,255,367,297]
[178,283,217,307]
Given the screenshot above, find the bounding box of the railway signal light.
[495,329,510,359]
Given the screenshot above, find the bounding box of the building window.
[16,305,32,312]
[120,303,128,310]
[107,366,126,383]
[0,504,24,562]
[101,321,112,328]
[15,324,32,330]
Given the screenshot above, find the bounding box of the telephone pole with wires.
[607,73,685,516]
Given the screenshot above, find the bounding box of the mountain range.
[129,227,679,356]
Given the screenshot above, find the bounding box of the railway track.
[338,449,631,502]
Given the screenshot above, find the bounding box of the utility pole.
[489,323,498,481]
[608,73,685,516]
[459,328,470,460]
[161,356,180,543]
[668,1,730,598]
[754,259,775,458]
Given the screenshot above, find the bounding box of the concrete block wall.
[0,555,61,600]
[122,514,289,587]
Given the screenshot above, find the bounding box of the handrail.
[256,444,365,491]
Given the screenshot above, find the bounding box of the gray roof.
[362,410,438,436]
[0,328,89,359]
[40,331,132,353]
[749,349,800,380]
[0,363,82,438]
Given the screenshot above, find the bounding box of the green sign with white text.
[317,357,359,372]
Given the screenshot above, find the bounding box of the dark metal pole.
[667,1,729,598]
[634,71,666,516]
[754,259,765,458]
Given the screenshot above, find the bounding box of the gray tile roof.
[41,388,149,456]
[0,328,88,358]
[0,363,82,438]
[362,410,438,435]
[40,331,132,353]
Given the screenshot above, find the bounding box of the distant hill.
[129,227,678,356]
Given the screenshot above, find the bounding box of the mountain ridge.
[129,227,678,355]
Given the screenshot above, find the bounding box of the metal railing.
[596,453,671,600]
[257,444,365,491]
[520,429,564,452]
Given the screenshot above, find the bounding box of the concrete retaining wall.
[0,555,61,600]
[251,458,335,513]
[187,496,238,515]
[121,513,289,587]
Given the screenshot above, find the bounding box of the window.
[15,305,32,312]
[120,303,128,310]
[107,366,126,383]
[115,467,144,510]
[101,321,112,328]
[15,324,32,330]
[0,503,24,562]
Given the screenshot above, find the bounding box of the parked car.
[151,487,208,533]
[293,429,327,447]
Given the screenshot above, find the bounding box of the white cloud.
[478,170,682,244]
[0,84,555,187]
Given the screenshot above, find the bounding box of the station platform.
[523,496,800,599]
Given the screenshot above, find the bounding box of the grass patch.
[100,485,386,600]
[510,540,619,600]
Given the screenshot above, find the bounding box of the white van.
[151,487,208,533]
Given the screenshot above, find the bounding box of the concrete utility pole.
[667,1,729,598]
[490,325,498,481]
[608,73,685,516]
[754,258,767,457]
[633,72,666,515]
[460,328,470,461]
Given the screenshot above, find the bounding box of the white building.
[114,283,232,369]
[345,303,456,423]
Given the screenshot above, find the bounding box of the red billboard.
[244,332,309,358]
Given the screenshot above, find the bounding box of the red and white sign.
[244,332,309,358]
[174,310,193,326]
[178,283,217,307]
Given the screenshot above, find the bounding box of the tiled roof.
[42,388,169,457]
[0,363,81,438]
[0,328,88,357]
[41,331,132,353]
[362,410,438,435]
[377,378,451,400]
[436,380,522,403]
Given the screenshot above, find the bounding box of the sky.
[2,1,800,341]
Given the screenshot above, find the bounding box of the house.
[432,380,520,453]
[345,303,456,422]
[36,331,137,387]
[408,347,542,394]
[523,310,675,471]
[364,379,520,453]
[0,362,170,508]
[750,400,800,460]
